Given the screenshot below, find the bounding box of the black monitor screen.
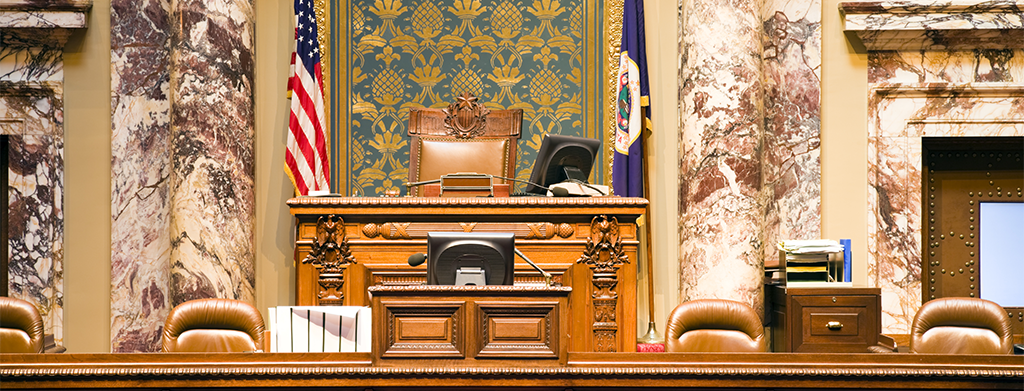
[523,134,601,195]
[426,232,515,286]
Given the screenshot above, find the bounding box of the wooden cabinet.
[768,285,881,353]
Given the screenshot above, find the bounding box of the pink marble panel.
[109,0,172,353]
[761,0,823,261]
[6,133,64,341]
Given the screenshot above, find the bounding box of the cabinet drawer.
[791,295,879,353]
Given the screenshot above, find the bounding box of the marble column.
[167,0,255,306]
[0,1,90,345]
[110,0,172,352]
[109,0,254,351]
[679,0,766,311]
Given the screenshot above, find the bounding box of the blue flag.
[612,0,649,198]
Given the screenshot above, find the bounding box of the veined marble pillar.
[110,0,172,352]
[678,0,822,315]
[168,0,255,306]
[110,0,254,352]
[0,1,91,345]
[760,0,823,260]
[679,0,766,311]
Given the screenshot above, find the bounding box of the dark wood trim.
[0,352,1020,389]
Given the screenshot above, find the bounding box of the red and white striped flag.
[285,0,330,195]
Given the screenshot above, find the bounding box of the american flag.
[285,0,330,195]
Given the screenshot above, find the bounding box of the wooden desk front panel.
[288,197,646,353]
[769,285,882,353]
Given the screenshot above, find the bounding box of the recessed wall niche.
[921,137,1023,337]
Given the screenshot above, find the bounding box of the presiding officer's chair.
[407,92,522,196]
[0,296,44,353]
[162,298,265,353]
[910,297,1012,354]
[665,299,766,353]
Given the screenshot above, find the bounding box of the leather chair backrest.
[162,298,265,353]
[666,299,765,353]
[407,92,522,196]
[0,296,44,353]
[910,297,1012,354]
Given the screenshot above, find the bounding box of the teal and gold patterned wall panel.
[328,0,610,195]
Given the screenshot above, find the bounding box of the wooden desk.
[768,284,882,353]
[287,196,646,353]
[2,352,1021,389]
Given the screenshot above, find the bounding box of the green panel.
[330,0,605,196]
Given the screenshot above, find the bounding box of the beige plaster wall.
[58,0,868,352]
[63,0,112,353]
[820,0,869,285]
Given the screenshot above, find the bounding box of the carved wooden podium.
[369,285,570,364]
[287,196,646,353]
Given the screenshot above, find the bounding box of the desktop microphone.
[407,253,427,267]
[513,248,552,287]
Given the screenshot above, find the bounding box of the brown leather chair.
[665,299,766,353]
[0,296,44,353]
[162,298,265,353]
[407,92,522,196]
[910,297,1012,354]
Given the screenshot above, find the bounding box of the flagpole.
[638,107,662,344]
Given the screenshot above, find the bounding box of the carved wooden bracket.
[577,215,629,352]
[578,215,629,271]
[302,215,356,305]
[443,92,490,139]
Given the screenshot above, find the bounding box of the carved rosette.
[577,215,629,352]
[443,92,490,138]
[302,215,356,305]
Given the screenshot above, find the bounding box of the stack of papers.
[778,240,844,254]
[777,240,849,287]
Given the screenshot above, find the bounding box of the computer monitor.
[426,232,515,286]
[523,134,602,195]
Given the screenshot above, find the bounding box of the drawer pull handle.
[826,321,844,330]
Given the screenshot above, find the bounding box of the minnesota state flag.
[612,0,650,198]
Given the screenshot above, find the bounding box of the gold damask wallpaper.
[326,0,616,195]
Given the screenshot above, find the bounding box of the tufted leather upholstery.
[0,296,44,353]
[910,297,1012,354]
[665,299,765,353]
[407,93,522,196]
[162,298,265,353]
